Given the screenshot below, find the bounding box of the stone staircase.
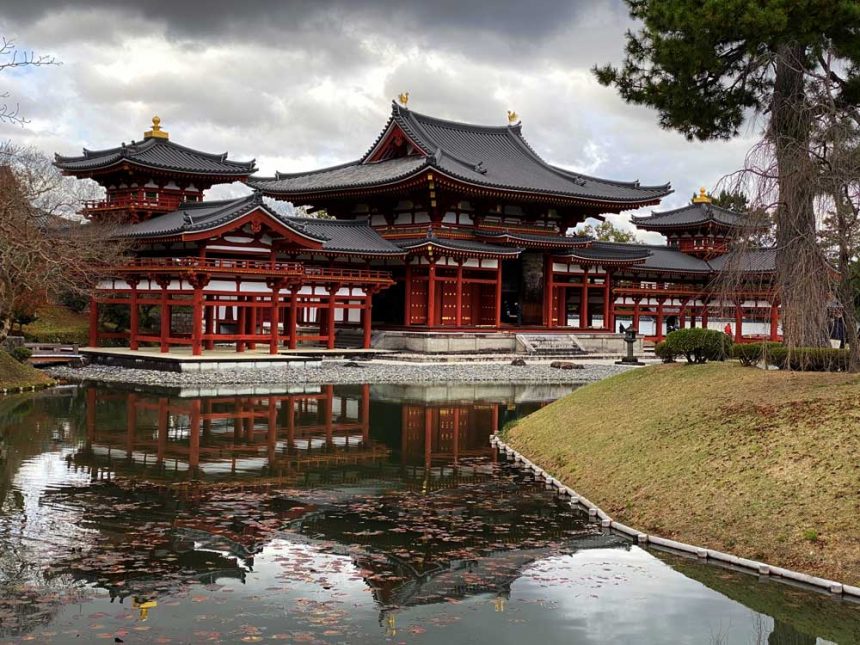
[515,333,587,356]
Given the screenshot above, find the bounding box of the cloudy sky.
[2,0,760,240]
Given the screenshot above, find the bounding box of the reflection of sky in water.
[0,386,856,644]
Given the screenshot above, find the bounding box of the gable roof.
[289,217,405,256]
[114,193,324,242]
[55,137,256,177]
[631,201,751,231]
[250,103,671,207]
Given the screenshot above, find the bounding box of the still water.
[0,383,857,644]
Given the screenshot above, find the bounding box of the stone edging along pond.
[490,434,860,601]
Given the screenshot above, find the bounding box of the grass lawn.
[0,351,53,390]
[20,305,90,344]
[505,362,860,585]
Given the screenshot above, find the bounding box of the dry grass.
[0,351,53,390]
[505,362,860,584]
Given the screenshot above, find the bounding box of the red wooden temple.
[55,107,780,354]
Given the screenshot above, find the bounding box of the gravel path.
[48,360,637,387]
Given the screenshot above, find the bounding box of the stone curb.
[490,434,859,600]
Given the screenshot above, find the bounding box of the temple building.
[55,106,779,357]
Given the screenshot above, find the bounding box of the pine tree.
[594,0,860,348]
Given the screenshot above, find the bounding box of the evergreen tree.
[594,0,860,348]
[574,220,639,243]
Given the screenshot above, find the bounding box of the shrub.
[663,328,733,364]
[8,346,32,363]
[732,341,783,367]
[766,347,849,372]
[654,341,677,363]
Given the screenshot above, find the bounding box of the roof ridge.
[397,103,514,133]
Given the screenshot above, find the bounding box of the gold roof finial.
[507,110,519,125]
[692,186,711,204]
[398,92,409,106]
[144,115,169,140]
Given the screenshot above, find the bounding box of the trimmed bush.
[732,341,783,367]
[663,328,733,364]
[766,347,849,372]
[8,346,32,363]
[654,341,677,363]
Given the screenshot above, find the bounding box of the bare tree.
[0,142,126,343]
[0,36,59,126]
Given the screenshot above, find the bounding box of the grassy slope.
[506,363,860,584]
[21,305,89,344]
[0,352,53,390]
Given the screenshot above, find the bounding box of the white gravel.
[48,360,638,387]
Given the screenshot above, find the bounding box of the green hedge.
[663,328,733,364]
[731,342,784,367]
[654,341,676,363]
[767,347,850,372]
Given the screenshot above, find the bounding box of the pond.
[0,383,858,644]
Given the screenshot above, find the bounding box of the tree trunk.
[834,193,860,371]
[770,44,831,350]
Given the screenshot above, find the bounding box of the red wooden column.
[269,286,281,355]
[324,384,334,446]
[362,290,374,349]
[455,262,464,327]
[633,298,641,333]
[734,301,744,341]
[580,269,590,330]
[602,270,611,331]
[327,288,337,349]
[404,262,413,326]
[544,255,555,328]
[427,260,437,326]
[267,398,278,465]
[769,298,780,340]
[158,279,170,353]
[88,296,99,348]
[288,290,298,349]
[656,299,665,341]
[204,301,215,350]
[128,278,140,350]
[237,299,247,353]
[247,296,258,350]
[494,261,503,328]
[156,397,168,465]
[190,277,206,356]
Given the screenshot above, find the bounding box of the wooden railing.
[109,257,394,285]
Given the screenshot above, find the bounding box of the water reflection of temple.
[72,384,566,486]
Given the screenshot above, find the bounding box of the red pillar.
[455,262,463,328]
[126,392,137,458]
[735,301,744,342]
[602,272,611,331]
[269,289,281,355]
[159,285,170,353]
[156,397,168,464]
[404,262,413,326]
[633,298,641,333]
[88,296,99,348]
[580,269,589,330]
[427,261,437,326]
[656,299,665,341]
[545,256,554,328]
[769,299,780,341]
[289,291,298,350]
[129,281,139,350]
[324,384,334,446]
[327,289,337,349]
[362,291,373,349]
[247,296,257,350]
[494,261,502,328]
[191,285,204,356]
[361,384,370,443]
[237,300,246,353]
[204,301,215,350]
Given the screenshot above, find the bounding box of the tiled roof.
[290,217,404,256]
[55,138,256,176]
[631,202,749,230]
[708,248,776,273]
[559,243,652,265]
[114,193,323,241]
[475,231,592,247]
[250,103,671,206]
[393,235,523,257]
